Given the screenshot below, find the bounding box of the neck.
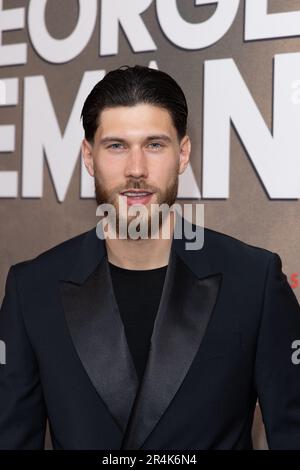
[104,211,176,270]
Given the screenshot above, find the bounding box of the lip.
[120,191,154,206]
[120,189,153,194]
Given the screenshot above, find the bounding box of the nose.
[124,146,148,179]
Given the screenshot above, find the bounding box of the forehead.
[95,104,176,138]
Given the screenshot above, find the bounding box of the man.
[0,65,300,450]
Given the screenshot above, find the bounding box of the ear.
[81,138,95,177]
[178,135,191,175]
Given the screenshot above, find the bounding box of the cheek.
[150,158,179,180]
[95,157,120,179]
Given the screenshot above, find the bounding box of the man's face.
[82,103,191,237]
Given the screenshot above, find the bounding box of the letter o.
[28,0,97,63]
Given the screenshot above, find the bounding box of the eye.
[148,142,162,149]
[109,143,124,149]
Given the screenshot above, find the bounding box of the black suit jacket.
[1,218,300,450]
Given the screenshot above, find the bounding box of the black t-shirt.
[108,261,168,383]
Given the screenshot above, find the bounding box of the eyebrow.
[99,134,172,145]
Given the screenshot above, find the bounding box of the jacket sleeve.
[254,252,300,449]
[0,265,47,449]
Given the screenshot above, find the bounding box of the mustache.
[118,181,157,193]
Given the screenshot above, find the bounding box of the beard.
[94,165,179,240]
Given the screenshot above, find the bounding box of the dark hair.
[81,65,188,143]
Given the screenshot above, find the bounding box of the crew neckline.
[108,262,168,273]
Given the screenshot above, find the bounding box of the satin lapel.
[59,254,139,434]
[120,247,222,450]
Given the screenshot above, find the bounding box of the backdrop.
[1,0,300,450]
